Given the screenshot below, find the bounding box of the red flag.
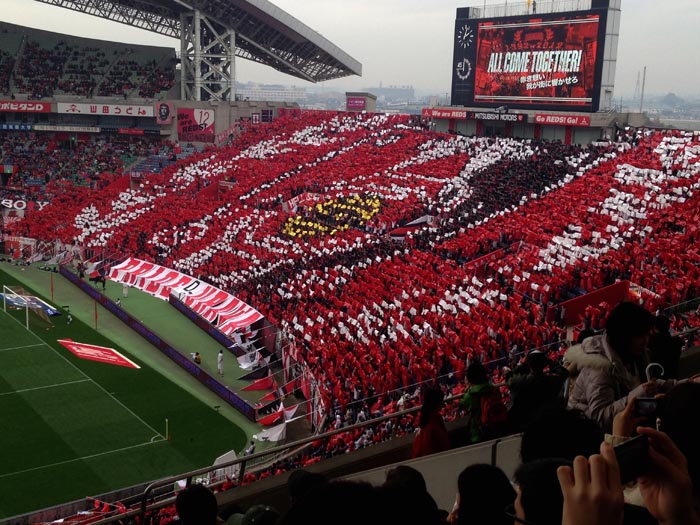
[256,403,300,426]
[257,407,284,426]
[260,390,278,402]
[242,375,274,391]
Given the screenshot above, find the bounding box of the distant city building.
[345,92,377,112]
[236,83,307,103]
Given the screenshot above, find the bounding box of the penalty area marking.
[0,379,90,397]
[0,438,167,479]
[0,343,45,353]
[0,307,166,441]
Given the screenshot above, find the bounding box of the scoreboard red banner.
[534,114,591,127]
[421,108,468,119]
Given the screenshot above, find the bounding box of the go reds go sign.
[534,114,591,127]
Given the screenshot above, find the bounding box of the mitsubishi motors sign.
[535,114,591,127]
[467,111,528,122]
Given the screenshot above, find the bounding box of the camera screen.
[635,398,658,417]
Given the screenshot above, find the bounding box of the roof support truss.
[35,0,180,37]
[33,0,361,87]
[180,10,236,101]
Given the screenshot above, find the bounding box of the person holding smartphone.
[565,302,680,433]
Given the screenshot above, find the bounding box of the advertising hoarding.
[0,101,51,113]
[57,103,154,117]
[347,97,367,110]
[421,108,468,119]
[534,114,591,126]
[467,111,528,122]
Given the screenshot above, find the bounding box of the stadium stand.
[9,113,700,422]
[0,49,14,95]
[0,21,176,99]
[4,109,700,525]
[0,131,174,197]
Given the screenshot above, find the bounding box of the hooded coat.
[565,334,643,432]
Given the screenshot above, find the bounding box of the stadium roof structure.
[35,0,362,100]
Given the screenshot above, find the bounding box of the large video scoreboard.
[451,3,610,112]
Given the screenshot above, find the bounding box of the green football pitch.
[0,267,251,519]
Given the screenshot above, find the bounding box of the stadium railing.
[80,319,700,524]
[76,393,460,525]
[11,323,700,525]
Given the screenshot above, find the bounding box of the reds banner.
[285,192,321,212]
[177,108,215,143]
[0,100,51,113]
[534,114,591,127]
[421,108,468,119]
[58,339,141,369]
[57,103,154,117]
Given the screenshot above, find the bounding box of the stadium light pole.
[639,66,647,114]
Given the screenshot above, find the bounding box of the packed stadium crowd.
[0,24,176,99]
[7,113,700,418]
[3,108,700,524]
[0,132,173,196]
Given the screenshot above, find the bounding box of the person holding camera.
[616,383,700,507]
[565,302,679,433]
[556,428,700,525]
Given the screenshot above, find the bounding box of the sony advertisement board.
[451,7,608,112]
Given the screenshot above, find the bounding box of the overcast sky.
[1,0,698,98]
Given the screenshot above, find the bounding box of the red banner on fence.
[177,108,215,143]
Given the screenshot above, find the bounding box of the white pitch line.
[0,379,90,397]
[0,343,45,353]
[0,308,165,440]
[0,439,166,479]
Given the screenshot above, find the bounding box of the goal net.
[2,285,55,330]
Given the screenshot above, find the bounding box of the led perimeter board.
[451,4,609,112]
